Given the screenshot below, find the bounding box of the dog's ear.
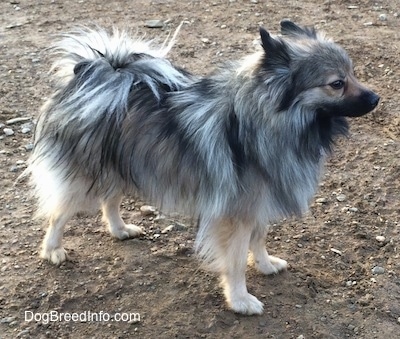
[280,20,317,39]
[259,27,290,69]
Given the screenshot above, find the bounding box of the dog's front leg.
[198,218,264,315]
[220,222,263,315]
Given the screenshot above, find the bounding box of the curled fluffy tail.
[42,25,190,129]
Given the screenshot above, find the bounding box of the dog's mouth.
[317,90,380,118]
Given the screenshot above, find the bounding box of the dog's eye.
[329,80,345,90]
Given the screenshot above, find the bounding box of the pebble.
[316,197,327,203]
[1,316,16,323]
[371,266,385,275]
[16,329,30,338]
[140,205,156,216]
[336,194,346,202]
[201,38,210,44]
[349,207,358,212]
[145,20,164,28]
[161,225,174,234]
[375,235,385,242]
[173,222,187,231]
[24,143,34,151]
[379,14,387,21]
[297,335,305,339]
[398,317,400,324]
[330,248,342,255]
[3,128,14,136]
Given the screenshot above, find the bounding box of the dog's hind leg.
[41,213,72,266]
[249,226,287,275]
[101,195,143,240]
[198,218,264,315]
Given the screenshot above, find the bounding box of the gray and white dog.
[27,21,379,315]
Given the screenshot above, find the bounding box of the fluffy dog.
[26,21,379,314]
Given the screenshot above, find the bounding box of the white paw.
[228,293,264,315]
[256,255,288,275]
[112,224,143,240]
[41,247,68,266]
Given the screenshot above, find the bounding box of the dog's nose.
[369,92,380,109]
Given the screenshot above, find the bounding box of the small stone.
[21,127,31,134]
[379,14,387,21]
[372,266,385,275]
[220,24,227,29]
[375,235,385,242]
[24,143,34,151]
[336,194,346,202]
[349,207,358,212]
[201,38,210,44]
[316,197,327,203]
[140,205,156,216]
[16,329,30,338]
[348,324,355,331]
[397,317,400,324]
[1,316,16,323]
[145,20,164,28]
[3,128,14,136]
[330,248,342,255]
[161,225,174,234]
[173,222,187,231]
[297,335,305,339]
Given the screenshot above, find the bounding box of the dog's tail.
[42,24,189,128]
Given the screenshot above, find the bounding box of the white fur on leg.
[197,218,264,315]
[41,214,70,265]
[102,196,143,240]
[111,223,143,240]
[249,227,288,275]
[251,253,288,275]
[41,247,68,266]
[221,274,264,315]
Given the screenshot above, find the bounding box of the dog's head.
[259,20,379,117]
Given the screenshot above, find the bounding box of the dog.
[26,20,379,315]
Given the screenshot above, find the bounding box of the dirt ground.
[0,0,399,338]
